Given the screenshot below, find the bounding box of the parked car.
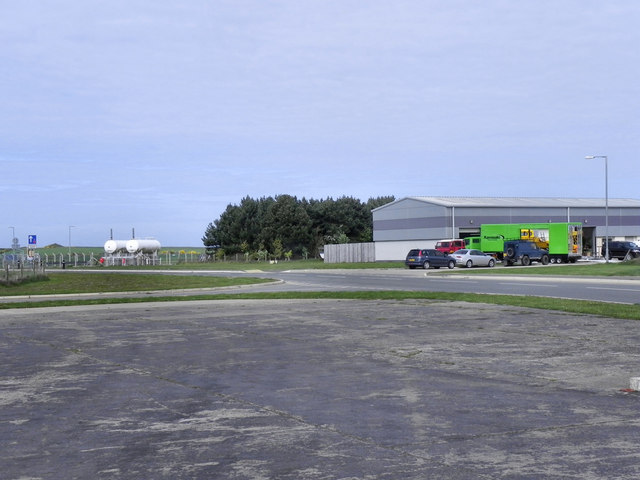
[435,239,466,254]
[604,240,640,260]
[451,249,496,268]
[503,240,549,266]
[405,249,456,269]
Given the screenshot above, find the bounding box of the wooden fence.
[323,242,375,263]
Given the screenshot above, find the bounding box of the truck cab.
[435,239,465,254]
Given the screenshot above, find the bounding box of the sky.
[2,1,639,248]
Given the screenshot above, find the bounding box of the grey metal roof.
[404,196,640,208]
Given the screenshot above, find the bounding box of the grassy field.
[0,273,272,296]
[131,259,403,271]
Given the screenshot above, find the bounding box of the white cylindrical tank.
[126,239,161,254]
[104,240,128,254]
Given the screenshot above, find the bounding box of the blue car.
[405,249,456,269]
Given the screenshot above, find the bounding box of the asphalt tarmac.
[2,299,640,479]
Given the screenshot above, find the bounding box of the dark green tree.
[260,194,312,254]
[202,222,220,254]
[306,196,372,243]
[203,194,395,259]
[366,195,396,211]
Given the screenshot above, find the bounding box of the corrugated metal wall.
[371,197,640,261]
[324,243,375,263]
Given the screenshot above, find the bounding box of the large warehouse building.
[373,197,640,261]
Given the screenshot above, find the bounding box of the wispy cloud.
[1,1,638,245]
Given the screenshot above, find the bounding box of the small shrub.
[0,274,49,287]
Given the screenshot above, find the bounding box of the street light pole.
[8,226,15,258]
[585,155,609,262]
[68,225,76,256]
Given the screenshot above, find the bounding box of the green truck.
[465,222,582,263]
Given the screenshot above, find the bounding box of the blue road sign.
[28,234,37,245]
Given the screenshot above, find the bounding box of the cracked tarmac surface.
[2,299,640,479]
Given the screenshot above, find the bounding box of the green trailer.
[471,222,582,263]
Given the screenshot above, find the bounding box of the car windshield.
[408,250,421,256]
[456,249,468,254]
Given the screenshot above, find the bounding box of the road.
[2,266,639,304]
[143,266,640,305]
[257,268,640,304]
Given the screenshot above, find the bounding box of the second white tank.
[126,239,161,254]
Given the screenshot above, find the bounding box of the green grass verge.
[0,273,272,296]
[120,259,404,271]
[1,289,638,320]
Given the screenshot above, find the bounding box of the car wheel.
[521,255,530,266]
[541,254,549,265]
[422,261,430,269]
[448,260,455,269]
[488,259,495,267]
[465,260,473,268]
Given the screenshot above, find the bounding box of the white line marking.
[586,286,640,292]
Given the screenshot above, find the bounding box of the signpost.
[28,234,37,259]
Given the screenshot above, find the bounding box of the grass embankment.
[2,290,639,320]
[0,273,272,296]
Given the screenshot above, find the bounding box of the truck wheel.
[448,260,455,269]
[556,257,563,264]
[422,261,430,269]
[521,255,530,266]
[541,254,549,265]
[506,247,515,257]
[466,260,473,268]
